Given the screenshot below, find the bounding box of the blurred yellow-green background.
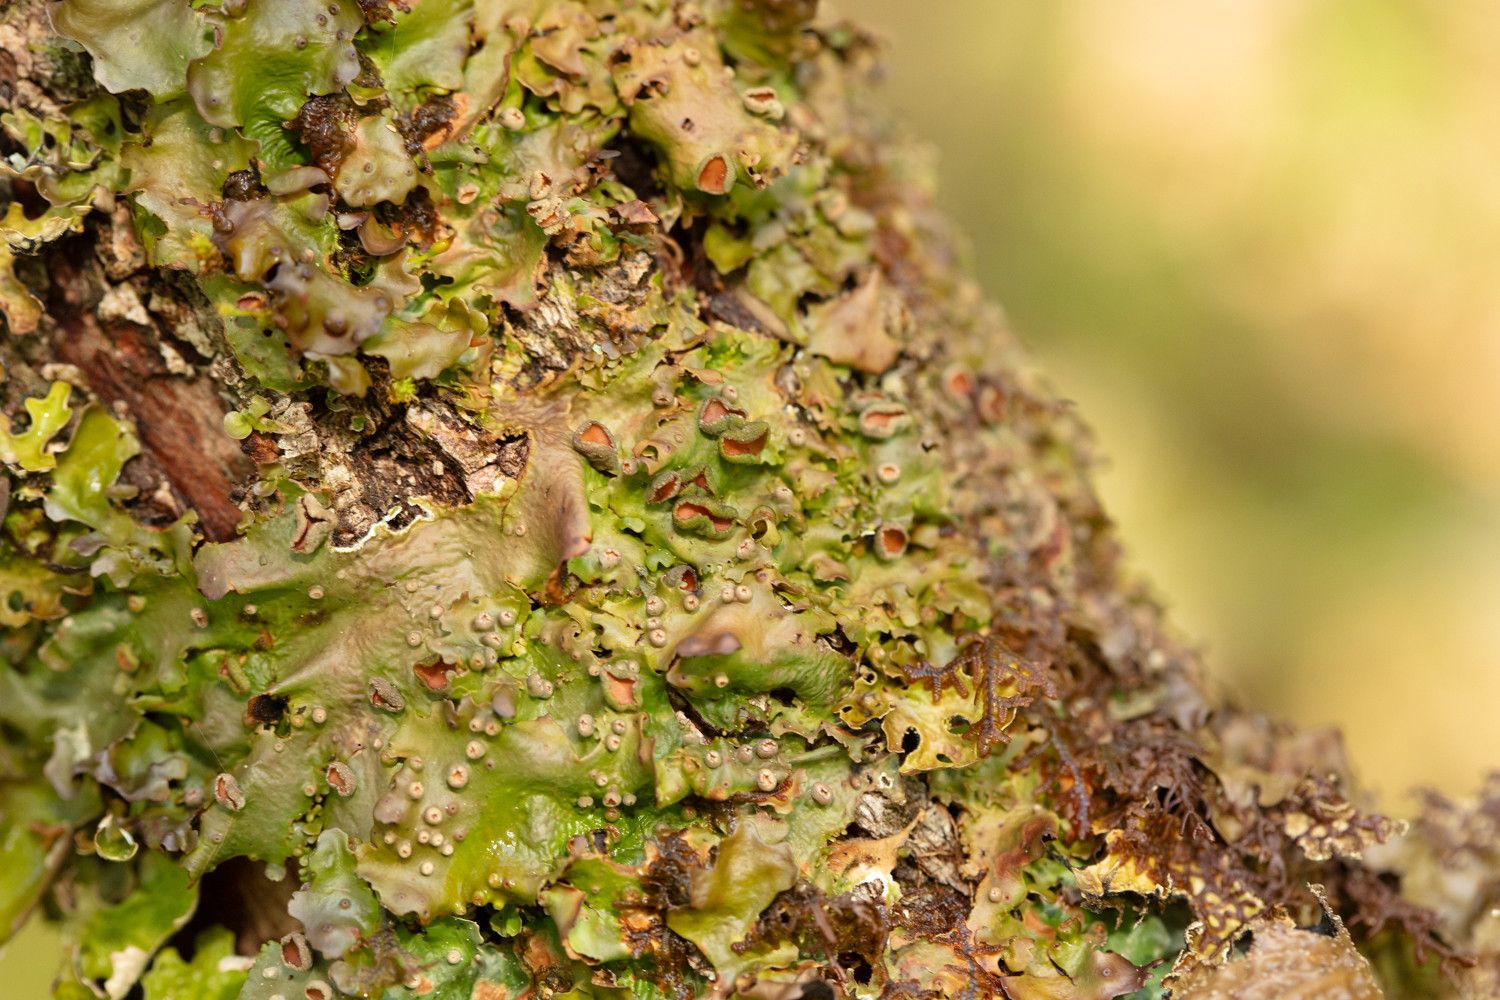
[7,0,1500,990]
[855,0,1500,808]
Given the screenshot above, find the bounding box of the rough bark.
[0,1,1492,999]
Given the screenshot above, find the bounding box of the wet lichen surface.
[0,1,1482,999]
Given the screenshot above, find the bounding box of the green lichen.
[664,820,799,976]
[0,382,72,471]
[51,0,213,100]
[0,245,44,335]
[121,99,256,273]
[70,854,197,998]
[185,0,362,156]
[140,928,248,1000]
[0,1,1462,999]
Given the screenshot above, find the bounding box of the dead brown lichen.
[619,831,712,1000]
[901,634,1059,758]
[396,95,458,157]
[288,96,359,178]
[740,882,890,985]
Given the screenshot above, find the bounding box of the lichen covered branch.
[0,1,1486,999]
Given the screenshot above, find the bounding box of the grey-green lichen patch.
[121,100,256,273]
[332,116,418,208]
[51,0,214,100]
[0,0,1440,998]
[288,830,380,958]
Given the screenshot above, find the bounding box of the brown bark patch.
[41,243,250,541]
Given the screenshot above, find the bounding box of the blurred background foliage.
[855,0,1500,808]
[6,0,1499,988]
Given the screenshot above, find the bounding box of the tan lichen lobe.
[1170,900,1384,999]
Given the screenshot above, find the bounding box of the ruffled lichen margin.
[0,1,1490,998]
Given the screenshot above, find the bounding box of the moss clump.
[0,1,1473,998]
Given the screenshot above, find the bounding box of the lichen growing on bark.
[0,1,1488,998]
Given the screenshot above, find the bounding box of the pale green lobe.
[0,200,87,250]
[363,0,475,102]
[747,242,838,330]
[1,105,75,180]
[361,317,474,380]
[664,586,849,731]
[122,100,255,271]
[424,196,551,310]
[333,116,419,208]
[543,885,631,963]
[0,382,72,472]
[613,31,798,196]
[3,95,127,230]
[75,853,197,998]
[221,410,254,440]
[140,928,247,1000]
[0,549,72,628]
[51,0,213,100]
[0,245,44,334]
[666,822,799,976]
[390,917,529,998]
[287,830,380,958]
[39,406,188,588]
[233,941,323,1000]
[543,855,643,963]
[703,221,757,274]
[44,406,138,528]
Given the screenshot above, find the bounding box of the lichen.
[0,0,1474,998]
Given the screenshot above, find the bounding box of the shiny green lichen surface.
[0,1,1452,998]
